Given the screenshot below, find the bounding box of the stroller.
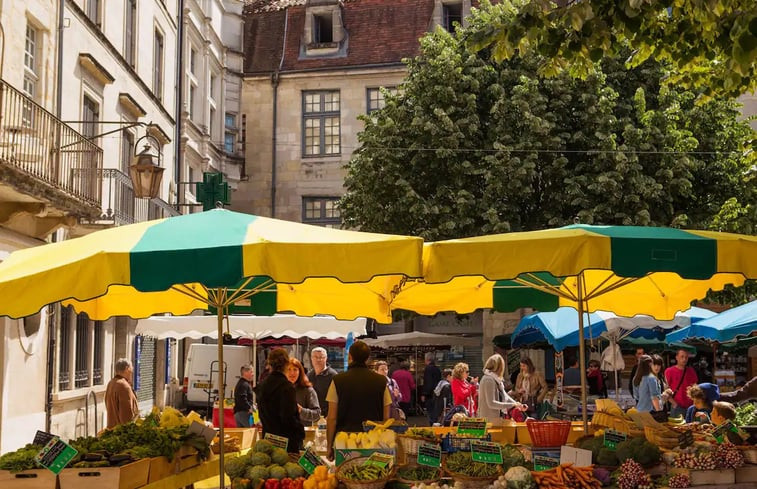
[442,405,470,426]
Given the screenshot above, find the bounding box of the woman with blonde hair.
[451,362,478,415]
[478,354,526,423]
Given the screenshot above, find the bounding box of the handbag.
[670,367,692,408]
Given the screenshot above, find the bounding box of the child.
[685,383,720,423]
[587,360,606,397]
[710,401,748,445]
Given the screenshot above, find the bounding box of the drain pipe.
[55,0,64,118]
[175,0,185,209]
[271,8,288,218]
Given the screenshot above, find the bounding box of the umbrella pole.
[217,300,226,489]
[253,335,258,403]
[576,273,589,433]
[613,338,620,402]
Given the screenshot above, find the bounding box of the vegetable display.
[530,463,600,489]
[503,466,535,489]
[614,460,653,489]
[500,445,526,472]
[339,463,390,481]
[397,465,441,481]
[734,403,757,426]
[445,452,499,478]
[0,444,43,473]
[226,439,309,489]
[614,437,661,467]
[406,428,438,441]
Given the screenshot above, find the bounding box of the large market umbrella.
[363,331,481,348]
[422,224,757,429]
[666,299,757,344]
[0,209,423,486]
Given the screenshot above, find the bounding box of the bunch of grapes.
[715,443,745,469]
[617,460,654,489]
[668,473,691,488]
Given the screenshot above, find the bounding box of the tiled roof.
[244,0,435,74]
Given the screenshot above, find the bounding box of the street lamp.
[129,134,165,199]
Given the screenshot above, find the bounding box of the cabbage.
[504,466,534,489]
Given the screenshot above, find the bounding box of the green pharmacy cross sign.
[196,172,231,211]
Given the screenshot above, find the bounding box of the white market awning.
[363,331,481,349]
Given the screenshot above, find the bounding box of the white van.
[183,343,253,410]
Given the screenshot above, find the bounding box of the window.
[443,2,463,33]
[153,29,164,101]
[121,130,134,174]
[82,95,100,195]
[209,107,216,137]
[74,313,90,389]
[86,0,101,27]
[224,132,235,153]
[225,113,236,129]
[366,86,397,114]
[303,197,341,227]
[188,83,196,121]
[302,91,340,156]
[22,24,38,127]
[209,73,218,137]
[124,0,137,67]
[58,306,71,391]
[93,321,104,385]
[313,14,333,44]
[82,95,99,139]
[190,48,197,74]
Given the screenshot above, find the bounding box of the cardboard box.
[59,458,150,489]
[0,469,57,489]
[223,427,257,450]
[668,468,736,486]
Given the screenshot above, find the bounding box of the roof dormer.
[431,0,472,34]
[302,0,347,57]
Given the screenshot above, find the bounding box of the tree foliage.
[463,0,757,100]
[339,6,756,242]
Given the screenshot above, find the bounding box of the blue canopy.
[666,300,757,344]
[512,307,608,352]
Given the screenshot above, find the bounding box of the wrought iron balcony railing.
[99,168,179,225]
[0,80,103,208]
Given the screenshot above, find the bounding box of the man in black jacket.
[628,347,645,399]
[307,347,337,417]
[257,349,305,453]
[326,341,391,459]
[233,364,255,427]
[422,352,441,424]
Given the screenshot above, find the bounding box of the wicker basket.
[738,447,757,465]
[526,420,571,447]
[395,465,442,485]
[442,459,500,489]
[644,426,679,449]
[398,435,434,457]
[336,457,396,489]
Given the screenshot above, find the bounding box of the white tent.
[136,314,365,340]
[363,331,481,348]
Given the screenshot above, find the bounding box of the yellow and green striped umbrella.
[422,224,757,428]
[0,209,423,320]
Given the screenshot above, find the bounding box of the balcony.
[88,168,179,227]
[0,80,103,238]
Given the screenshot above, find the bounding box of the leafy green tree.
[463,0,757,100]
[340,7,756,242]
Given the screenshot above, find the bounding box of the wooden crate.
[148,456,175,483]
[669,468,736,486]
[174,446,201,472]
[736,465,757,483]
[0,469,57,489]
[58,458,150,489]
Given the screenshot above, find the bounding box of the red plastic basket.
[525,420,571,447]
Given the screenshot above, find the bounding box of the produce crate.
[148,456,175,483]
[735,465,757,483]
[223,427,257,450]
[668,468,736,486]
[58,458,150,489]
[0,469,57,489]
[174,446,201,472]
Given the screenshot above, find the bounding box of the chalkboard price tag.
[678,430,694,448]
[35,437,78,475]
[417,443,442,468]
[471,440,503,464]
[456,418,487,437]
[265,433,289,451]
[33,431,56,446]
[533,455,560,472]
[603,429,627,450]
[298,448,324,475]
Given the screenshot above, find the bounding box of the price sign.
[712,421,745,444]
[33,430,56,446]
[298,448,324,475]
[363,452,394,469]
[417,443,442,468]
[678,430,694,448]
[35,437,78,475]
[456,418,487,437]
[533,455,560,472]
[603,429,627,450]
[470,440,503,464]
[265,433,289,451]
